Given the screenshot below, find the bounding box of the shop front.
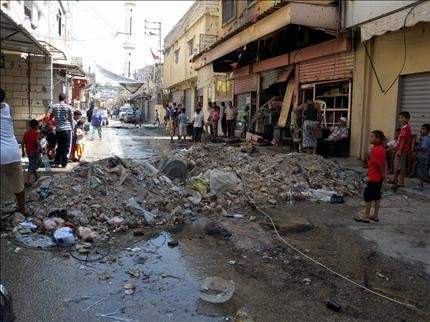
[233,73,258,135]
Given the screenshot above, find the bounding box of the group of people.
[292,97,349,156]
[0,89,108,215]
[355,111,430,223]
[163,101,238,143]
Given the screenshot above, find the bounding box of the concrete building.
[343,1,430,158]
[163,1,219,118]
[122,1,136,78]
[192,1,347,138]
[0,0,77,138]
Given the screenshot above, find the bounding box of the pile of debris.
[2,145,364,247]
[172,144,365,206]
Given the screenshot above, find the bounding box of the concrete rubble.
[2,145,365,244]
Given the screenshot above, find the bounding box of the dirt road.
[1,121,429,321]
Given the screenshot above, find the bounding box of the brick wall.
[0,53,53,140]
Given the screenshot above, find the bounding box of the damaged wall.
[0,53,53,139]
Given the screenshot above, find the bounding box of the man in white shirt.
[0,88,26,215]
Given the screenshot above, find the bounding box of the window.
[187,38,194,56]
[57,10,62,36]
[222,0,235,24]
[174,49,179,64]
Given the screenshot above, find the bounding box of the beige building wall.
[350,22,430,158]
[0,53,53,139]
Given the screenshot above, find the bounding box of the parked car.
[119,104,132,121]
[123,109,135,123]
[100,109,109,126]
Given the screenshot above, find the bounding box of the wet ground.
[1,120,430,321]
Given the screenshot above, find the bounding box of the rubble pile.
[173,144,365,206]
[2,145,365,246]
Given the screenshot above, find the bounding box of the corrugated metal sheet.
[298,52,354,83]
[234,74,258,94]
[261,68,282,90]
[399,72,430,134]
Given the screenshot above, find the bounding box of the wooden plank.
[278,76,295,127]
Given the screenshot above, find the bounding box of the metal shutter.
[298,52,354,84]
[233,74,258,94]
[399,72,430,134]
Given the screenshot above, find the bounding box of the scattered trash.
[188,191,202,205]
[306,189,343,203]
[78,227,96,242]
[17,222,37,230]
[128,197,155,224]
[15,233,56,249]
[209,169,241,195]
[200,276,236,303]
[228,260,236,265]
[302,278,311,284]
[326,299,342,312]
[167,239,179,247]
[126,268,141,278]
[53,227,75,246]
[123,283,136,295]
[43,218,58,231]
[187,175,209,195]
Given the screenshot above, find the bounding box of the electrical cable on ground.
[233,161,429,318]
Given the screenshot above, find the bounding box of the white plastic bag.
[209,169,241,195]
[53,227,75,246]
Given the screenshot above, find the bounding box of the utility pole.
[144,20,162,104]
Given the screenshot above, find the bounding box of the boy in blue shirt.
[416,123,430,191]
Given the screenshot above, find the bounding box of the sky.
[69,1,193,76]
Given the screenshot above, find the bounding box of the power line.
[362,5,416,95]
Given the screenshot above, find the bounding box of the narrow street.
[1,123,429,322]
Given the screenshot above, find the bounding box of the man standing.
[47,93,73,167]
[220,102,227,137]
[0,88,26,214]
[225,101,237,139]
[170,103,179,143]
[91,106,103,139]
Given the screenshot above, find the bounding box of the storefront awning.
[192,2,338,70]
[0,11,50,56]
[96,64,144,94]
[53,62,86,77]
[360,1,430,41]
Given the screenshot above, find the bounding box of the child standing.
[178,108,188,143]
[392,111,412,189]
[22,119,41,184]
[354,130,386,223]
[415,124,430,190]
[74,120,85,161]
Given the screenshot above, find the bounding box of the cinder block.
[31,99,42,106]
[37,78,51,85]
[35,92,51,100]
[15,76,29,84]
[9,98,24,106]
[36,63,51,71]
[12,91,27,99]
[0,76,15,84]
[29,56,44,63]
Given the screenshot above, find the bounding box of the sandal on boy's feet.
[369,217,379,222]
[353,214,370,223]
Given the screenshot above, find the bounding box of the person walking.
[170,103,179,143]
[47,93,73,167]
[0,88,26,215]
[86,102,94,123]
[225,101,237,139]
[134,108,142,127]
[154,109,161,127]
[296,98,322,154]
[192,104,205,143]
[91,106,103,139]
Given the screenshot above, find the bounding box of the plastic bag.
[128,197,155,224]
[209,169,241,195]
[187,176,209,195]
[53,227,75,246]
